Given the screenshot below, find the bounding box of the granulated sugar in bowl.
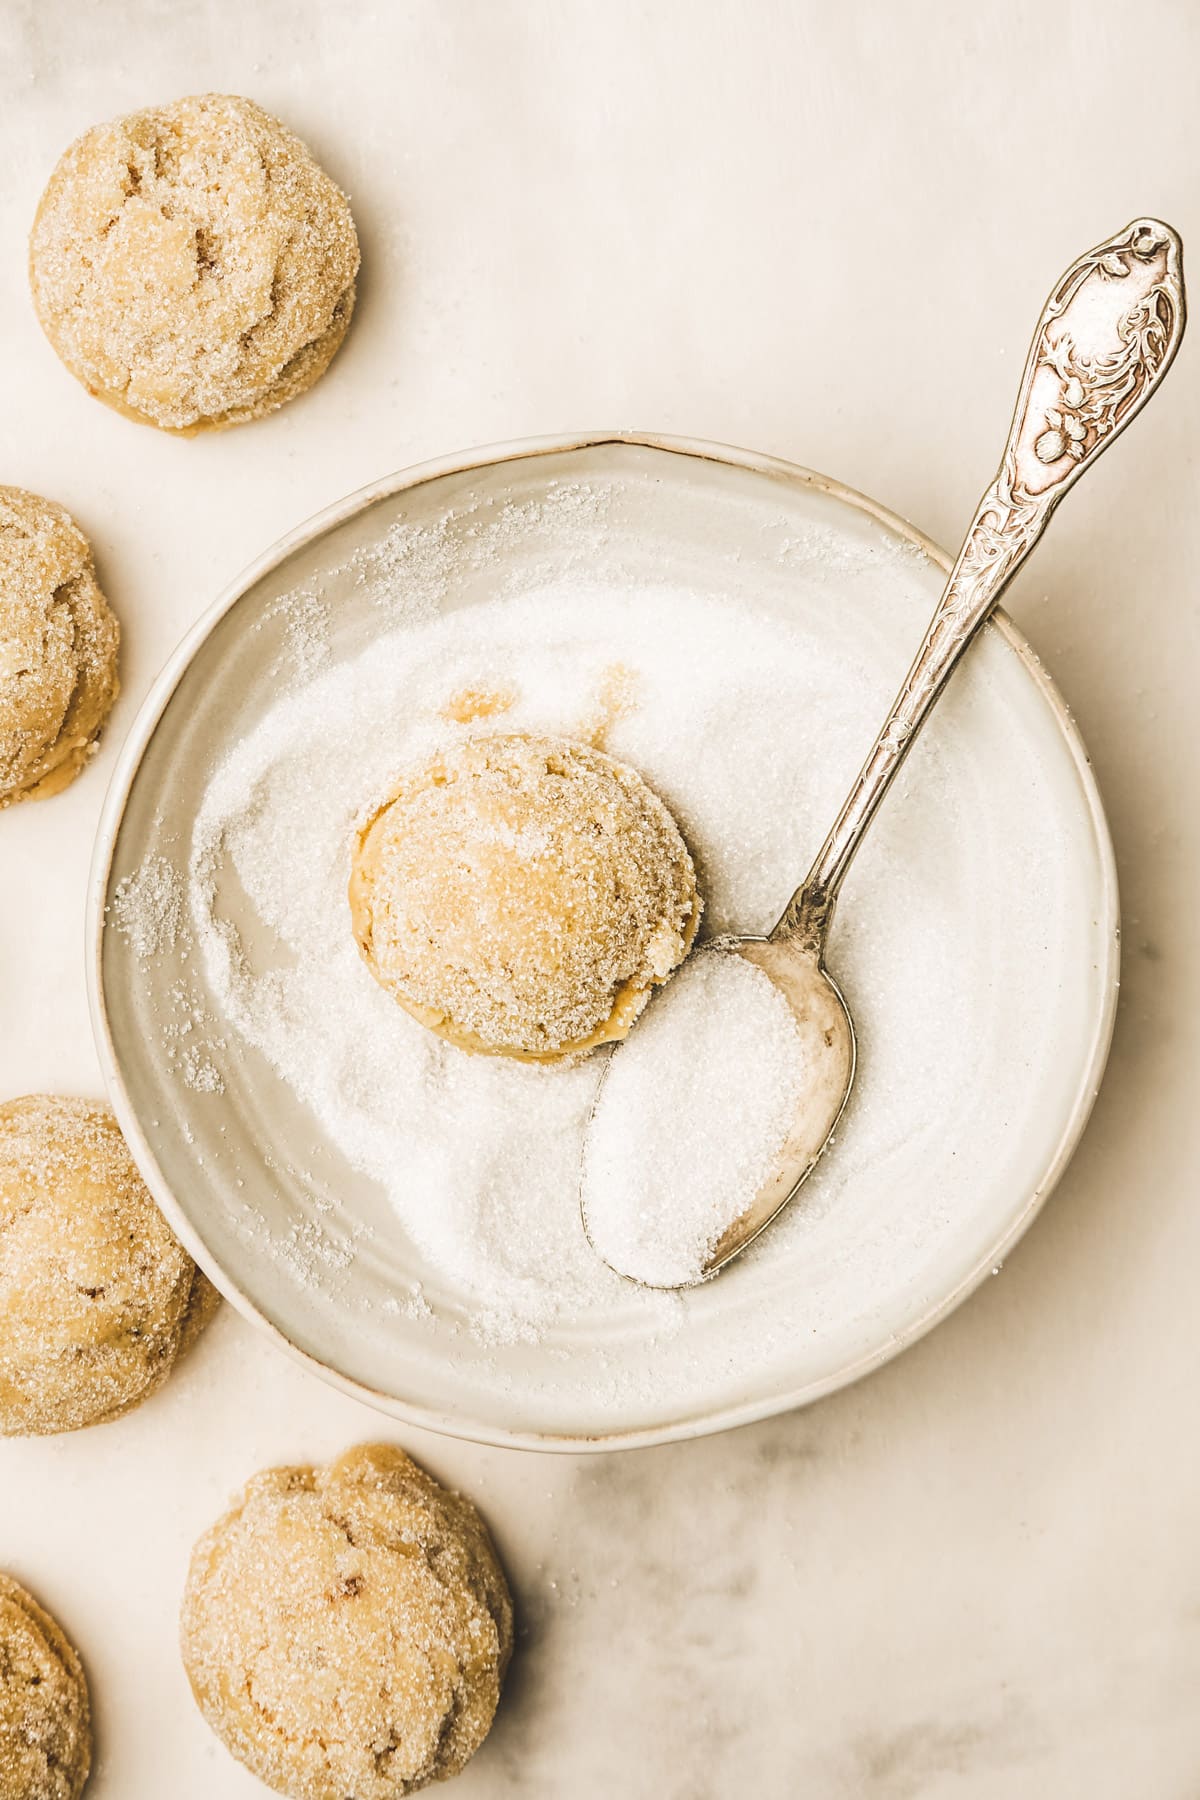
[91,435,1118,1449]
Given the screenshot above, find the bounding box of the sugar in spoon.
[582,218,1185,1288]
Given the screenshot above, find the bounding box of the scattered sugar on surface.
[231,1163,371,1294]
[110,863,229,1093]
[581,949,811,1288]
[254,585,332,679]
[111,853,183,957]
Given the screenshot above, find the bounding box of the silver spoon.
[583,217,1185,1288]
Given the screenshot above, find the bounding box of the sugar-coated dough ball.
[29,93,360,433]
[180,1443,514,1799]
[0,1574,91,1800]
[0,1097,218,1435]
[0,489,119,808]
[349,733,701,1060]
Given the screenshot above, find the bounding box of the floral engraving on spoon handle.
[777,219,1185,954]
[1030,226,1178,467]
[873,472,1045,759]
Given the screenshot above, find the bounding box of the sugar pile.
[187,579,876,1340]
[174,556,994,1353]
[581,949,812,1288]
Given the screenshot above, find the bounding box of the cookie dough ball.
[349,733,701,1060]
[0,1574,91,1800]
[181,1443,513,1799]
[0,1096,219,1435]
[0,489,119,808]
[29,93,360,433]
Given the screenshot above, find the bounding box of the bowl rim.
[86,429,1121,1453]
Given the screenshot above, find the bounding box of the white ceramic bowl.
[88,433,1119,1451]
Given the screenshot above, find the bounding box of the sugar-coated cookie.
[0,1573,91,1800]
[350,733,701,1059]
[0,488,118,808]
[30,94,359,433]
[0,1096,218,1435]
[181,1443,513,1798]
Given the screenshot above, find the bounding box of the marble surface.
[2,4,1198,1794]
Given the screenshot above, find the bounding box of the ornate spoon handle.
[775,217,1185,954]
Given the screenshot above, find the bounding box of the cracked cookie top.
[29,93,360,433]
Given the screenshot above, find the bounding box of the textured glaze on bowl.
[88,434,1119,1451]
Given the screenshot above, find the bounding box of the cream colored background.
[1,4,1197,1794]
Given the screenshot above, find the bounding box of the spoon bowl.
[701,936,855,1275]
